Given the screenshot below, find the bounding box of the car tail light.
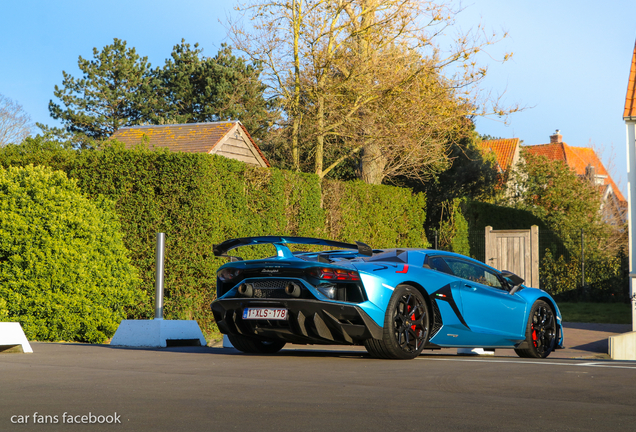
[309,267,360,281]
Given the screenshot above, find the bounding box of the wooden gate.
[485,225,539,288]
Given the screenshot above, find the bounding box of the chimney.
[585,164,596,182]
[550,129,562,143]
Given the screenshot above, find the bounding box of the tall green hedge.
[323,180,428,248]
[0,139,428,337]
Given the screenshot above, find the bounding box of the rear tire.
[514,300,557,359]
[364,285,430,360]
[228,334,286,354]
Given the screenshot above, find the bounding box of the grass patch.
[557,302,632,324]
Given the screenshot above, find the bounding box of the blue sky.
[2,1,635,193]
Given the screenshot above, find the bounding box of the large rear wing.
[213,236,373,261]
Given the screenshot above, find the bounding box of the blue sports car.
[211,236,564,360]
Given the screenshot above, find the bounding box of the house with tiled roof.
[524,130,626,224]
[479,138,522,199]
[480,138,521,176]
[110,121,270,168]
[480,131,626,224]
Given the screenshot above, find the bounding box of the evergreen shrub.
[0,298,8,321]
[0,165,140,342]
[435,198,469,255]
[462,200,547,231]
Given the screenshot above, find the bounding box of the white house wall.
[626,120,636,331]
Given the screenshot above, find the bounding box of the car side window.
[444,258,503,290]
[428,257,454,276]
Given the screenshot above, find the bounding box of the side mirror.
[501,270,524,295]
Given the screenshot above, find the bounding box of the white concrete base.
[0,322,33,353]
[110,319,207,348]
[222,335,235,349]
[457,348,495,356]
[609,331,636,360]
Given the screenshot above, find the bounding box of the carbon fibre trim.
[212,298,383,345]
[214,236,366,256]
[431,284,470,329]
[430,299,444,339]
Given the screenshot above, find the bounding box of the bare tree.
[230,0,311,170]
[230,0,517,183]
[0,93,33,146]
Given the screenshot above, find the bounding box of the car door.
[443,257,527,342]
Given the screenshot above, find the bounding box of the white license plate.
[242,308,288,320]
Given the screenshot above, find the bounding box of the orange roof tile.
[110,121,269,167]
[479,138,519,173]
[112,122,234,152]
[624,39,636,119]
[523,142,567,162]
[524,142,625,202]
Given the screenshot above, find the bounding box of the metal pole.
[581,228,585,289]
[434,230,438,250]
[155,233,165,320]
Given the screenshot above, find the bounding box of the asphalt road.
[2,342,636,432]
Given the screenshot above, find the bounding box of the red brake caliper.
[531,324,538,347]
[408,305,416,331]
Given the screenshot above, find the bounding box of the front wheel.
[364,285,430,360]
[514,300,557,359]
[227,334,286,354]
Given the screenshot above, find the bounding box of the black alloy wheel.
[364,285,430,359]
[515,300,557,359]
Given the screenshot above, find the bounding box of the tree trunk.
[315,93,324,177]
[291,0,302,171]
[356,0,385,185]
[291,116,300,170]
[360,141,386,184]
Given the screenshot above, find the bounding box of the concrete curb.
[110,319,206,347]
[0,322,33,353]
[609,331,636,360]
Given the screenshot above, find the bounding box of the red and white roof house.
[481,131,626,224]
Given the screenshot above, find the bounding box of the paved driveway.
[1,323,635,432]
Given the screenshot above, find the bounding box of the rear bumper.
[211,298,383,345]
